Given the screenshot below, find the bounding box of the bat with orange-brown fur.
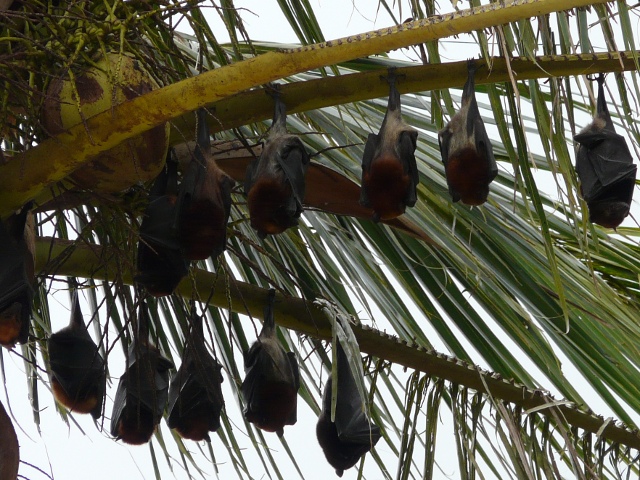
[360,69,419,221]
[244,88,310,238]
[48,290,106,419]
[241,289,299,437]
[110,301,174,445]
[0,202,35,349]
[439,60,497,206]
[177,109,235,260]
[167,304,224,442]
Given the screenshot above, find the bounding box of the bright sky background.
[3,1,639,480]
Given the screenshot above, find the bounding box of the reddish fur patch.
[117,407,156,445]
[363,156,410,220]
[175,405,218,441]
[51,378,99,414]
[245,382,297,433]
[445,148,492,206]
[180,194,226,260]
[0,305,22,347]
[247,177,294,235]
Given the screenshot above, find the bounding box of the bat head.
[247,176,298,236]
[0,299,29,348]
[316,411,378,477]
[588,200,630,229]
[361,153,411,221]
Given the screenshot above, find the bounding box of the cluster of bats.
[46,288,380,476]
[0,60,636,475]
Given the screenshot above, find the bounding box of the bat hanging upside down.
[573,74,637,229]
[111,301,174,445]
[439,59,497,206]
[177,108,235,260]
[244,87,310,238]
[316,339,381,477]
[241,289,299,436]
[167,303,225,442]
[48,290,106,419]
[136,151,189,297]
[360,69,419,221]
[0,202,35,349]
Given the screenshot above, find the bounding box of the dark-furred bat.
[573,74,637,229]
[316,340,381,477]
[360,69,419,221]
[167,304,224,442]
[241,289,299,436]
[439,60,497,206]
[244,88,310,237]
[48,290,106,419]
[136,151,189,296]
[177,109,235,260]
[0,203,35,349]
[111,302,174,445]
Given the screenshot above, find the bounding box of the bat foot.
[381,67,405,86]
[586,72,605,84]
[466,58,479,75]
[264,82,282,99]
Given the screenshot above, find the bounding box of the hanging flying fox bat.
[316,340,381,477]
[177,108,235,260]
[244,88,310,237]
[241,289,299,436]
[360,69,419,221]
[438,60,498,206]
[167,304,224,442]
[0,202,35,349]
[111,302,174,445]
[573,74,637,229]
[48,290,106,419]
[136,151,189,297]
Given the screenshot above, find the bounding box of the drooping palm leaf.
[2,1,640,479]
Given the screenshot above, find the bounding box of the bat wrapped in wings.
[439,60,497,206]
[316,339,381,477]
[244,88,310,237]
[167,304,224,442]
[136,151,189,297]
[573,74,637,229]
[177,108,235,260]
[48,290,106,419]
[111,301,174,445]
[241,289,299,436]
[0,202,35,349]
[360,69,419,221]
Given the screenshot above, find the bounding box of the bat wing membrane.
[276,137,310,214]
[359,133,380,206]
[399,130,419,208]
[576,131,636,202]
